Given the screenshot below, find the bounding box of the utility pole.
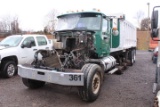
[147,2,150,18]
[147,2,150,50]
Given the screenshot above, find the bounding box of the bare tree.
[11,18,21,34]
[44,9,59,34]
[140,18,150,30]
[134,10,145,28]
[0,15,13,31]
[0,15,20,34]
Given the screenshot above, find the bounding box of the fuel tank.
[101,56,116,71]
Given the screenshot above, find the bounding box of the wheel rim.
[132,51,136,63]
[131,55,134,63]
[7,64,15,77]
[92,72,101,94]
[131,51,135,63]
[133,53,136,62]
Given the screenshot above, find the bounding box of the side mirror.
[151,29,159,37]
[151,10,158,29]
[112,28,119,36]
[151,6,160,38]
[21,41,32,48]
[103,36,108,40]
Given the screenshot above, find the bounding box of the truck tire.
[1,60,17,78]
[22,78,45,89]
[78,64,102,102]
[128,49,136,66]
[133,49,136,63]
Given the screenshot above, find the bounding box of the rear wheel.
[1,60,17,78]
[22,78,45,89]
[78,64,102,102]
[128,49,136,66]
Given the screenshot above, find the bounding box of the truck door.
[20,37,37,64]
[101,17,110,56]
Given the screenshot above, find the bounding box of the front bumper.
[18,65,84,86]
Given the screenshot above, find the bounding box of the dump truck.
[18,11,137,102]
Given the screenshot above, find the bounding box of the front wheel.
[78,64,102,102]
[22,78,45,89]
[1,60,17,78]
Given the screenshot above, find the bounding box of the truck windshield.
[0,36,23,47]
[56,13,102,31]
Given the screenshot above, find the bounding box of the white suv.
[0,34,52,78]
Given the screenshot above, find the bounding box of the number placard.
[69,75,82,81]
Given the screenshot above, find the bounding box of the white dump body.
[111,19,137,52]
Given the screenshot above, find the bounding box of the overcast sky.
[0,0,159,31]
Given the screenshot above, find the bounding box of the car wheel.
[1,60,17,78]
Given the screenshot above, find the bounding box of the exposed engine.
[32,31,96,70]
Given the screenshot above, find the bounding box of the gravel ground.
[0,50,156,107]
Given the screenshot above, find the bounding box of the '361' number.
[69,75,81,81]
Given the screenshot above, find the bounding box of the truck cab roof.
[58,11,108,18]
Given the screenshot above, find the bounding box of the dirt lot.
[0,51,156,107]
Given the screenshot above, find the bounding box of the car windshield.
[56,13,102,31]
[0,36,23,47]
